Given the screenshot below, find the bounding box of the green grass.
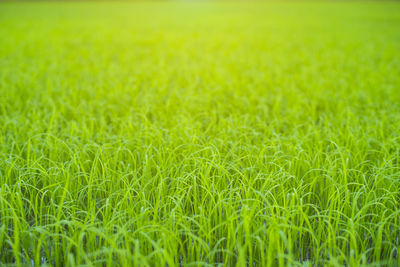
[1,1,400,266]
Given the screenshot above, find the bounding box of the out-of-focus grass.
[1,1,400,266]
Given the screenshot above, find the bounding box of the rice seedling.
[1,1,400,266]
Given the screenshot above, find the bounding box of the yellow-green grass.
[1,1,400,266]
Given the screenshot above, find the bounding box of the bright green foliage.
[1,1,400,266]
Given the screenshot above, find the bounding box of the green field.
[1,1,400,266]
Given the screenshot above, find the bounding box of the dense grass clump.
[1,1,400,266]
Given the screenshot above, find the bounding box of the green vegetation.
[1,1,400,266]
